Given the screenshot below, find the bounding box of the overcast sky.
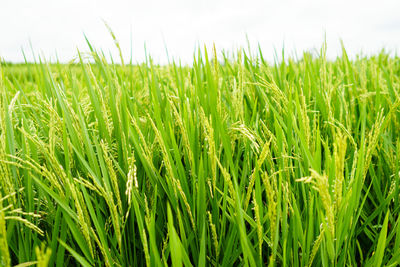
[1,0,400,64]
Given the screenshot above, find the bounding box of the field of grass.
[0,44,400,266]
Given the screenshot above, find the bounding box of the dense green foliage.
[1,45,400,266]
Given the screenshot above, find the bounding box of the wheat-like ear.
[0,200,10,267]
[199,107,217,194]
[215,157,235,201]
[262,171,277,260]
[0,150,14,205]
[35,243,52,267]
[244,138,271,210]
[141,228,150,267]
[309,169,335,237]
[207,211,219,260]
[100,140,122,215]
[252,191,263,260]
[364,110,386,180]
[334,131,347,213]
[308,227,325,267]
[174,179,196,231]
[125,153,137,207]
[66,177,94,257]
[90,227,112,267]
[170,99,194,167]
[148,115,177,192]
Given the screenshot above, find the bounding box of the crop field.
[0,45,399,266]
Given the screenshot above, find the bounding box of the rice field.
[0,44,400,266]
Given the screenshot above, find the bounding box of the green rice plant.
[0,41,399,266]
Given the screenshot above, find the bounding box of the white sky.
[1,0,400,64]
